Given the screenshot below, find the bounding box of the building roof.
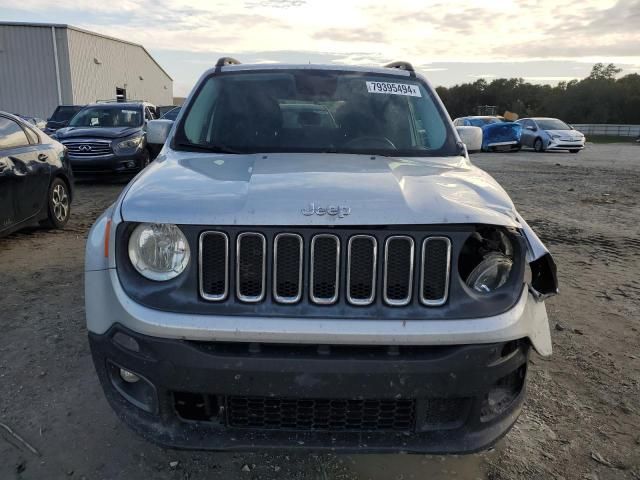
[0,21,172,81]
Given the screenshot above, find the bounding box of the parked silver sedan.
[517,117,585,153]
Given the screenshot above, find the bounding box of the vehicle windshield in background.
[467,117,505,127]
[536,118,571,130]
[50,106,83,123]
[69,106,143,128]
[162,107,181,121]
[176,70,457,156]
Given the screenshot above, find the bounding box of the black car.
[0,112,73,237]
[53,102,156,176]
[44,105,85,135]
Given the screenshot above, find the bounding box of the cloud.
[4,0,639,95]
[245,0,306,7]
[312,28,387,43]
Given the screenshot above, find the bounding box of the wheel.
[43,178,70,229]
[569,149,580,153]
[140,149,151,169]
[534,138,545,152]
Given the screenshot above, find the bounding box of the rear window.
[175,70,458,156]
[50,106,83,123]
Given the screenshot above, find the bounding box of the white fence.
[572,124,640,137]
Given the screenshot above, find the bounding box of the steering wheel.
[343,136,397,150]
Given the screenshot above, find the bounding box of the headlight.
[128,223,190,281]
[114,135,144,153]
[466,252,513,293]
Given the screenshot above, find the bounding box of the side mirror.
[455,126,482,153]
[146,119,173,146]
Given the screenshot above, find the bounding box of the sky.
[2,0,639,96]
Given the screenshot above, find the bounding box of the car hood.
[545,129,583,138]
[120,152,522,227]
[56,126,142,140]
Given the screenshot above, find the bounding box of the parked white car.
[517,117,585,153]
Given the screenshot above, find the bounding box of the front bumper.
[69,151,145,175]
[484,140,520,151]
[547,140,584,150]
[89,324,529,453]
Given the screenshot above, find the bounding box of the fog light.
[107,361,158,414]
[127,161,136,168]
[480,365,526,422]
[120,368,140,383]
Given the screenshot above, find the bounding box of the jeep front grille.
[199,230,451,307]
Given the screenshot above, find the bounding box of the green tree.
[587,63,622,81]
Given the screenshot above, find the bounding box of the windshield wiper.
[177,142,246,154]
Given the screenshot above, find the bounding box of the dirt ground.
[1,143,639,480]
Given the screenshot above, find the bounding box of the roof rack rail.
[215,57,241,68]
[383,61,415,72]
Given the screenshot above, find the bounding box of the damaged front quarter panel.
[517,215,559,301]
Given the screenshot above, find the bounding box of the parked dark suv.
[43,105,85,135]
[53,102,156,176]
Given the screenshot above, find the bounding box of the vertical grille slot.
[236,233,266,302]
[273,233,303,304]
[420,237,451,306]
[347,235,377,305]
[199,231,229,301]
[310,234,340,304]
[383,236,414,306]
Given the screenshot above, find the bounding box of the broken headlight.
[466,252,513,293]
[459,228,515,295]
[128,223,190,281]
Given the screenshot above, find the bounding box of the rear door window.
[0,117,30,150]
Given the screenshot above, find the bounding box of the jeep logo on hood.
[301,203,351,218]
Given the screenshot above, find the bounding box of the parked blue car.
[453,116,522,152]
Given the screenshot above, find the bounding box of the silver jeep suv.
[85,58,557,453]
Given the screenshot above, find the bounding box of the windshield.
[536,118,571,130]
[69,106,143,128]
[467,117,504,127]
[50,106,83,123]
[175,70,457,156]
[162,107,181,121]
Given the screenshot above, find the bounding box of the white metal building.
[0,22,173,119]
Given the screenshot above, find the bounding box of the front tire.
[534,138,545,153]
[43,178,70,229]
[140,149,151,170]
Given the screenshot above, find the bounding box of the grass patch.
[587,135,638,144]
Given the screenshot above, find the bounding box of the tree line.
[436,64,640,124]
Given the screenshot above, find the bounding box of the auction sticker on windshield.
[366,81,421,97]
